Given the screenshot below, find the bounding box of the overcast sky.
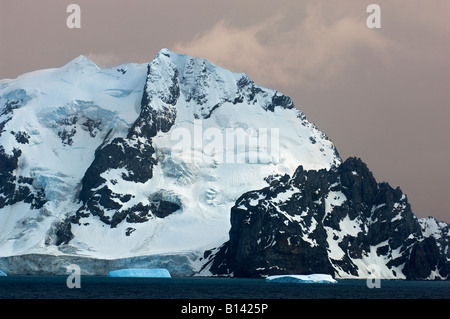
[1,0,449,222]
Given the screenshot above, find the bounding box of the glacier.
[0,253,197,276]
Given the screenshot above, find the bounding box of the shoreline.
[1,253,449,280]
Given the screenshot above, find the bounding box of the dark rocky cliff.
[208,157,449,280]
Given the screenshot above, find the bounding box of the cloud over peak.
[174,3,392,89]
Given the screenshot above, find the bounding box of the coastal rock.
[209,157,449,280]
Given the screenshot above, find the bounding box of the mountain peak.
[145,48,300,121]
[157,48,174,58]
[62,55,99,71]
[151,48,217,77]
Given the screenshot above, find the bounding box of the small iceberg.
[108,268,171,278]
[266,274,337,284]
[0,270,7,277]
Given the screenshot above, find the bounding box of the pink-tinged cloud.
[174,2,392,89]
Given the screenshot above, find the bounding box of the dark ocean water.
[1,277,448,317]
[0,276,449,299]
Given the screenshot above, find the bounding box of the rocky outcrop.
[0,90,47,211]
[209,157,449,280]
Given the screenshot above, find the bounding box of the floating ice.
[0,270,7,276]
[108,268,171,278]
[266,274,337,284]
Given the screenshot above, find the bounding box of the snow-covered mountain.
[0,49,448,279]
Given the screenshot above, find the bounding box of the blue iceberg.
[266,274,337,284]
[108,268,171,278]
[0,270,7,277]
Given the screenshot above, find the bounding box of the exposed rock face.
[209,157,449,280]
[0,90,47,211]
[56,64,179,244]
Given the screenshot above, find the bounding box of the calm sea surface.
[0,276,449,299]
